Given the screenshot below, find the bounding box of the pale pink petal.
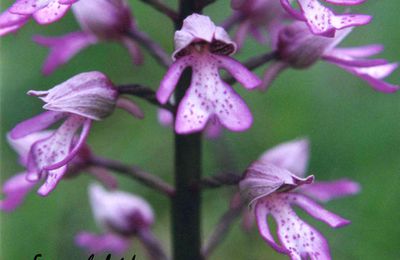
[256,194,332,259]
[34,32,97,75]
[7,131,53,165]
[216,55,261,89]
[332,44,384,58]
[280,0,305,21]
[87,167,118,190]
[255,201,289,254]
[157,109,173,127]
[37,166,67,196]
[156,55,191,104]
[334,63,399,93]
[324,0,367,4]
[322,53,388,67]
[299,179,360,202]
[289,193,350,227]
[0,172,37,212]
[116,97,144,119]
[9,0,51,15]
[32,1,70,24]
[58,0,78,4]
[260,61,288,91]
[89,183,154,234]
[173,14,216,58]
[0,10,29,36]
[240,162,314,206]
[174,53,255,134]
[293,0,371,36]
[121,36,144,65]
[10,111,65,139]
[259,138,310,177]
[26,115,86,179]
[29,71,118,120]
[75,232,130,255]
[204,116,223,139]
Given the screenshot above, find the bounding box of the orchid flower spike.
[76,183,167,259]
[230,0,289,49]
[7,72,141,197]
[0,0,78,36]
[261,22,399,93]
[0,131,117,211]
[156,14,261,134]
[33,0,142,75]
[280,0,371,37]
[239,138,360,259]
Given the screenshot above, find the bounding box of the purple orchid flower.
[76,183,166,259]
[280,0,371,37]
[6,72,142,197]
[33,0,143,75]
[261,22,399,93]
[156,14,261,134]
[239,138,360,259]
[0,131,118,211]
[230,0,289,49]
[0,0,78,36]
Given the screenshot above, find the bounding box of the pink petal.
[332,44,384,58]
[216,55,261,89]
[259,138,310,177]
[240,162,314,206]
[32,1,71,25]
[0,10,29,36]
[89,183,154,233]
[175,54,253,134]
[87,166,118,190]
[204,116,223,139]
[260,61,288,91]
[0,172,37,212]
[75,232,130,255]
[7,131,53,165]
[10,111,65,139]
[9,0,51,15]
[324,0,367,4]
[280,0,306,21]
[37,165,67,196]
[294,0,371,36]
[116,97,144,119]
[289,193,350,227]
[121,36,144,66]
[156,55,191,104]
[299,179,360,202]
[157,108,173,127]
[335,63,399,93]
[29,72,118,120]
[256,194,332,259]
[26,116,87,180]
[34,32,97,75]
[322,53,388,68]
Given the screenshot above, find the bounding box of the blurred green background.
[1,1,399,259]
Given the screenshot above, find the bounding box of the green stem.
[171,2,203,259]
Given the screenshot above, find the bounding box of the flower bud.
[89,183,154,235]
[28,71,118,121]
[277,22,350,68]
[72,0,133,39]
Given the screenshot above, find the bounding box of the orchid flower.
[76,183,166,259]
[239,139,360,259]
[261,22,399,93]
[0,131,118,211]
[7,72,142,197]
[156,14,261,134]
[230,0,289,49]
[280,0,371,37]
[33,0,142,75]
[0,0,78,36]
